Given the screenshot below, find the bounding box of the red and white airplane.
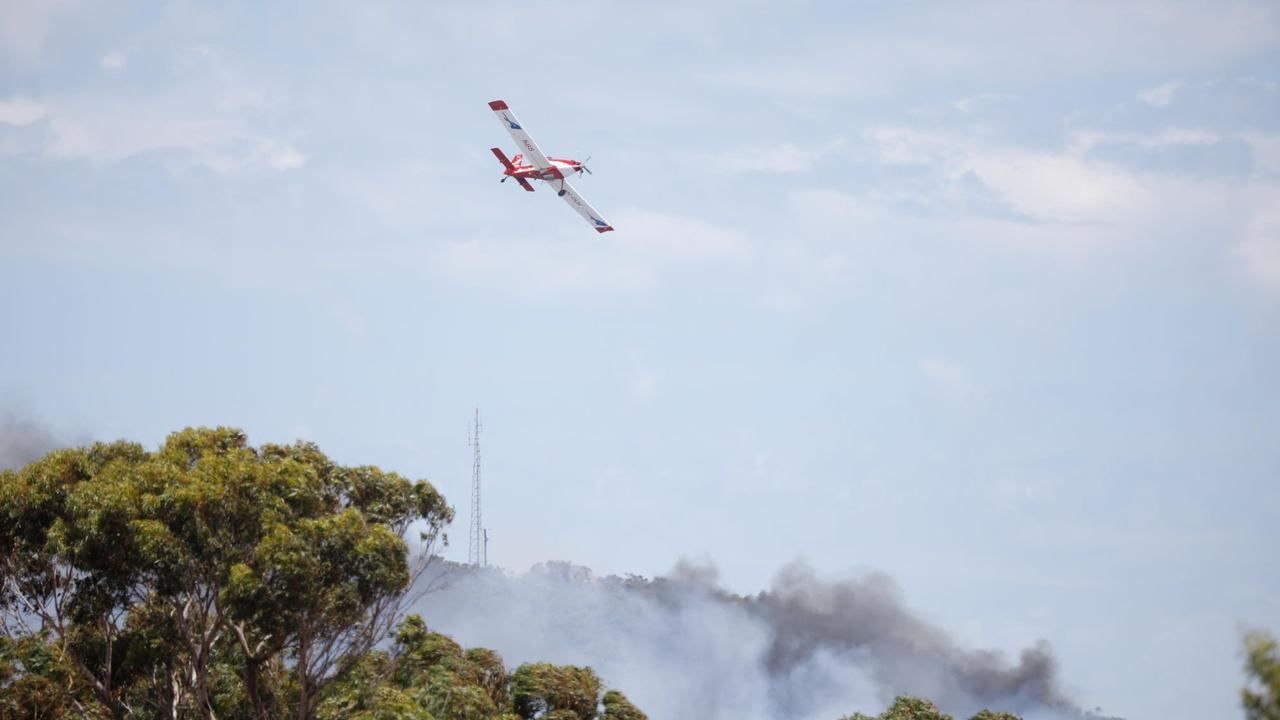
[488,100,614,233]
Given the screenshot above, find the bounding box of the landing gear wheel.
[558,189,566,197]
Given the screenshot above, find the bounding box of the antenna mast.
[468,409,484,567]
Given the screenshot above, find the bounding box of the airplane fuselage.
[504,157,582,181]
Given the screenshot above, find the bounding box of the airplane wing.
[488,100,560,178]
[556,180,614,233]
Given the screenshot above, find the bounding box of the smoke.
[0,408,64,470]
[412,559,1110,720]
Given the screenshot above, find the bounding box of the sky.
[1,1,1278,718]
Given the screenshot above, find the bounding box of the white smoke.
[410,559,1113,720]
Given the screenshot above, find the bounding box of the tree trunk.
[244,656,266,719]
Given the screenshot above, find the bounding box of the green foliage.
[839,696,1022,720]
[879,696,952,720]
[1244,630,1280,720]
[317,614,635,720]
[509,662,603,720]
[601,689,648,720]
[0,634,82,719]
[0,428,451,720]
[0,428,648,720]
[314,651,430,720]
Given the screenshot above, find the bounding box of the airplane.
[487,100,614,233]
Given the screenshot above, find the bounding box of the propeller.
[576,155,593,176]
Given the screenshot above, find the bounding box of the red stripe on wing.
[488,100,509,110]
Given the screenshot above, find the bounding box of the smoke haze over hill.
[414,559,1112,720]
[0,409,63,471]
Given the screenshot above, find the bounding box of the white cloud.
[614,209,750,262]
[1239,210,1280,290]
[1137,81,1184,107]
[865,126,1146,224]
[709,2,1280,101]
[329,299,366,339]
[777,124,1280,305]
[100,50,126,71]
[704,138,847,175]
[953,93,1013,114]
[6,48,303,173]
[260,141,305,171]
[428,210,749,296]
[0,0,77,61]
[626,358,664,406]
[1243,131,1280,179]
[0,97,47,126]
[964,150,1145,223]
[1069,128,1223,153]
[918,356,979,400]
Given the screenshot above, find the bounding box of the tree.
[838,697,1022,720]
[509,662,602,720]
[315,613,638,720]
[600,690,648,720]
[1244,629,1280,720]
[0,427,451,719]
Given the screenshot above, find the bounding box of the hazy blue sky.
[2,2,1278,718]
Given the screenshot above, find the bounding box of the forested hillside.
[5,427,1270,719]
[0,427,644,719]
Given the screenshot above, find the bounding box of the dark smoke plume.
[413,559,1110,720]
[0,409,64,470]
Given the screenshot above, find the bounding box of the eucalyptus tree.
[0,427,451,720]
[1244,630,1280,720]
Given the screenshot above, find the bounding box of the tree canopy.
[0,427,651,720]
[0,427,452,719]
[1244,629,1280,720]
[839,696,1021,720]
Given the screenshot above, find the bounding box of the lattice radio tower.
[467,409,485,567]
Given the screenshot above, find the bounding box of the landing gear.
[558,189,566,197]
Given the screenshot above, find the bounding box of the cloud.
[37,93,304,173]
[865,126,1147,224]
[259,140,306,171]
[625,357,663,406]
[704,138,848,175]
[1070,128,1224,153]
[0,0,77,62]
[919,356,979,401]
[708,2,1280,101]
[1137,81,1184,108]
[953,93,1014,114]
[615,209,749,261]
[1243,131,1280,179]
[0,45,301,174]
[100,50,127,71]
[0,97,47,126]
[429,210,748,296]
[1239,210,1280,290]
